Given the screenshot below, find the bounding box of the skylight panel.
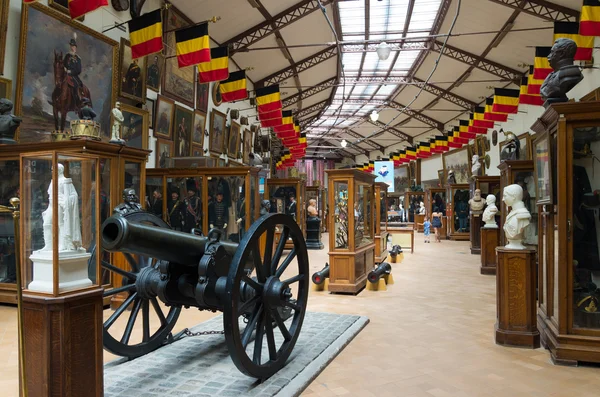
[342,53,363,71]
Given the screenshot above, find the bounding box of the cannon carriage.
[98,210,309,379]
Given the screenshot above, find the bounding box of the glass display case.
[469,176,501,254]
[306,185,325,219]
[374,182,389,263]
[531,102,600,365]
[405,191,425,232]
[265,178,307,249]
[0,140,149,304]
[426,188,447,240]
[306,185,325,249]
[326,169,376,294]
[497,160,538,249]
[447,184,470,240]
[146,166,261,243]
[386,193,407,225]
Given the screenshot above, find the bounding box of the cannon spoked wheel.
[101,211,182,359]
[224,213,309,379]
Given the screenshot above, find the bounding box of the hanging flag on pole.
[519,76,544,107]
[580,0,600,37]
[492,88,520,114]
[220,70,247,103]
[553,22,594,61]
[128,9,163,60]
[68,0,108,19]
[198,46,229,83]
[533,47,553,80]
[527,66,544,95]
[175,22,210,68]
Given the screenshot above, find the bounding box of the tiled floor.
[2,235,600,396]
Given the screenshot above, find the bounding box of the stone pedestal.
[306,217,324,250]
[414,214,424,232]
[480,227,499,275]
[470,211,482,254]
[495,247,540,348]
[22,288,104,396]
[28,249,92,293]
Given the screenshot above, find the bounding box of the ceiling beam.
[341,40,429,53]
[389,101,445,131]
[224,0,335,55]
[295,99,329,119]
[346,129,386,153]
[282,76,337,108]
[430,41,523,81]
[486,0,579,22]
[368,121,413,144]
[256,46,338,87]
[411,77,478,110]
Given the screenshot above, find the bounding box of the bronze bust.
[0,99,22,145]
[540,38,584,107]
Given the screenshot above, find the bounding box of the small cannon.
[311,263,330,285]
[100,211,309,379]
[389,244,403,263]
[368,262,392,284]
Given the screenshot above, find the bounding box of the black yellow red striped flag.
[447,131,461,148]
[198,46,229,83]
[554,22,594,61]
[256,84,282,114]
[484,97,508,123]
[69,0,107,19]
[458,121,476,139]
[429,138,438,154]
[533,47,553,80]
[519,76,544,107]
[492,88,520,114]
[527,66,544,95]
[405,147,417,160]
[274,110,294,134]
[580,0,600,37]
[128,9,163,60]
[472,106,494,129]
[175,22,210,68]
[468,115,487,134]
[417,142,431,158]
[220,70,247,103]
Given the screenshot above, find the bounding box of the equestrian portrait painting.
[15,3,118,143]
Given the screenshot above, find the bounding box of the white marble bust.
[469,189,485,212]
[482,194,498,228]
[418,201,426,215]
[502,184,531,249]
[471,154,481,176]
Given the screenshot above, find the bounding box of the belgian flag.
[519,76,544,107]
[453,127,469,144]
[274,111,295,134]
[369,161,375,172]
[472,106,494,129]
[405,147,417,160]
[198,46,229,83]
[175,22,211,68]
[128,9,163,59]
[484,98,508,123]
[468,115,487,134]
[417,142,431,158]
[220,70,247,103]
[256,84,282,114]
[492,88,520,114]
[533,47,553,80]
[458,121,476,139]
[581,0,600,37]
[436,136,449,152]
[447,131,462,148]
[399,150,407,164]
[554,22,594,61]
[527,66,544,95]
[429,138,438,154]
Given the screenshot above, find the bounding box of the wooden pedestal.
[470,212,482,254]
[328,244,374,294]
[414,214,424,232]
[375,231,388,263]
[495,248,540,349]
[480,227,499,275]
[22,288,104,396]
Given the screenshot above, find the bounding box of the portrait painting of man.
[174,105,193,157]
[210,109,226,156]
[146,54,163,92]
[119,38,146,102]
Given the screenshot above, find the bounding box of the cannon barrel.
[311,263,329,285]
[367,262,392,283]
[389,245,402,257]
[101,215,241,265]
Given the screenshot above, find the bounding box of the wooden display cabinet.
[447,184,470,241]
[326,169,376,294]
[405,191,425,231]
[497,160,538,248]
[306,185,326,230]
[374,182,389,263]
[265,178,306,249]
[146,166,261,241]
[469,176,501,254]
[0,140,149,305]
[426,188,447,239]
[531,102,600,365]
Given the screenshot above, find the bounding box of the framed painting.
[113,103,148,150]
[154,95,175,139]
[145,53,163,92]
[196,82,209,113]
[193,110,206,147]
[437,169,445,188]
[119,37,146,103]
[191,144,203,157]
[162,6,195,107]
[499,132,532,161]
[144,97,155,129]
[0,0,9,74]
[210,109,226,156]
[212,82,223,107]
[228,121,240,159]
[0,77,12,101]
[533,131,552,205]
[173,105,193,157]
[243,128,252,164]
[442,146,472,184]
[394,164,410,193]
[156,138,173,168]
[15,3,118,143]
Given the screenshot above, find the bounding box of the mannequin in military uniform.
[287,195,297,221]
[64,35,83,102]
[184,187,201,233]
[167,191,185,231]
[209,191,228,232]
[235,191,246,240]
[113,188,143,216]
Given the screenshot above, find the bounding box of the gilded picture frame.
[173,105,193,157]
[156,138,173,168]
[154,95,175,140]
[243,128,252,165]
[499,132,532,161]
[144,97,155,129]
[119,37,147,103]
[209,109,226,156]
[533,131,552,205]
[112,102,148,150]
[196,82,209,113]
[442,145,472,184]
[145,53,163,92]
[0,0,9,75]
[393,164,410,193]
[437,169,445,188]
[192,110,206,148]
[191,144,203,157]
[227,121,240,159]
[15,3,119,142]
[0,77,12,101]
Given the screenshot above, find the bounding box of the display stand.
[470,176,501,253]
[414,214,424,232]
[481,227,500,275]
[404,191,425,226]
[495,247,540,348]
[374,182,389,263]
[447,184,470,241]
[307,184,326,234]
[326,169,376,294]
[265,178,306,250]
[470,211,483,254]
[531,102,600,365]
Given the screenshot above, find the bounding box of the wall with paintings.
[420,156,442,184]
[1,0,257,168]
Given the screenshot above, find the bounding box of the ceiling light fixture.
[341,139,348,148]
[376,42,392,61]
[370,110,379,122]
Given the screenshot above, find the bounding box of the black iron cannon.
[99,210,309,379]
[367,262,392,284]
[311,263,330,285]
[390,245,402,258]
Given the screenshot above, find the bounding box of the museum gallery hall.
[2,0,600,396]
